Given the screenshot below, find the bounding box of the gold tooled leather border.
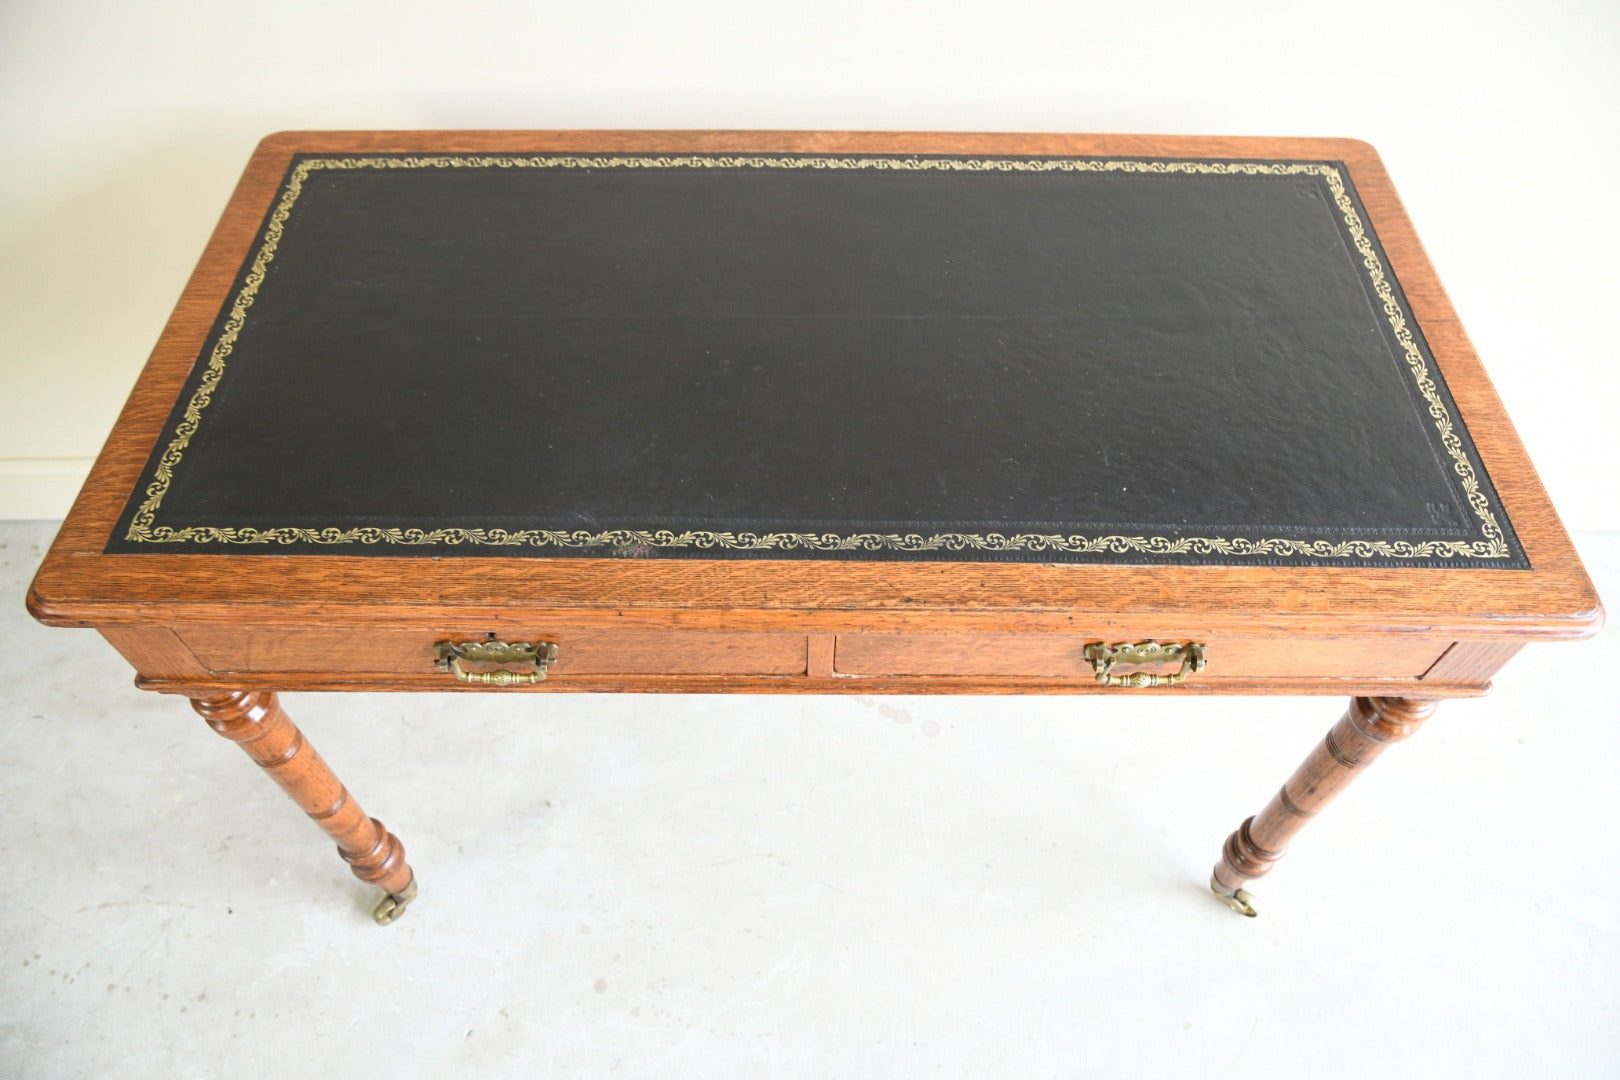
[123,154,1510,560]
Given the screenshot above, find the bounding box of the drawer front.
[834,633,1451,682]
[179,627,809,677]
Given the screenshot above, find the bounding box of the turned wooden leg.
[1211,696,1435,916]
[192,690,418,925]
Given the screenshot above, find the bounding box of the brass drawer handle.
[1084,640,1207,687]
[435,639,559,685]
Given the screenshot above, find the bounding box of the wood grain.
[193,690,414,896]
[26,132,1602,648]
[807,634,836,678]
[833,632,1448,681]
[130,672,1492,699]
[99,626,207,681]
[1420,641,1525,685]
[22,132,1606,921]
[1213,696,1435,902]
[178,627,810,676]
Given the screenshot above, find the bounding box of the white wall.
[2,0,1616,528]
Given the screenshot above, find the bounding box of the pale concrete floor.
[1,519,1615,1078]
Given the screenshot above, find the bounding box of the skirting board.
[0,459,91,520]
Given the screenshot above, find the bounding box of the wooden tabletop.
[28,132,1601,642]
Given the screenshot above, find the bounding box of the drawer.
[179,627,809,677]
[833,633,1452,682]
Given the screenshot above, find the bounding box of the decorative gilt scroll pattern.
[125,153,1510,560]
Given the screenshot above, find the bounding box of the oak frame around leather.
[30,132,1598,668]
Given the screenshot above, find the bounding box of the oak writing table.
[27,131,1602,924]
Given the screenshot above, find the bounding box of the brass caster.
[372,877,418,926]
[1210,874,1257,917]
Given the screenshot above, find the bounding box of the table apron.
[93,625,1521,698]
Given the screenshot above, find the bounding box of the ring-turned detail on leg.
[191,690,418,925]
[1211,696,1436,917]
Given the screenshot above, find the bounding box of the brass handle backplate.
[1084,640,1207,688]
[435,639,559,685]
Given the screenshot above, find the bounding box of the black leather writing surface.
[111,153,1524,566]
